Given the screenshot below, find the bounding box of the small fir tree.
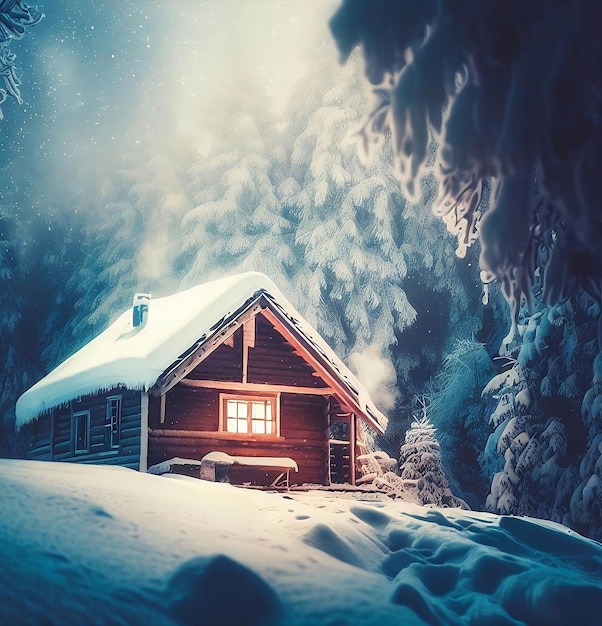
[570,351,602,540]
[398,398,465,508]
[428,339,496,508]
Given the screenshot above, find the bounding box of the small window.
[73,411,90,454]
[220,394,278,436]
[106,395,122,448]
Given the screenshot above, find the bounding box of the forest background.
[1,0,601,541]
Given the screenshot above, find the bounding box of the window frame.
[106,394,122,449]
[219,393,280,437]
[72,410,90,454]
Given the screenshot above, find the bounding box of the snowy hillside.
[1,460,601,625]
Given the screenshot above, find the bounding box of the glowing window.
[221,395,278,436]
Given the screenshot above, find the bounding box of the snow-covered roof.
[16,272,388,432]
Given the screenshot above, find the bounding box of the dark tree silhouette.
[330,0,602,541]
[330,0,602,319]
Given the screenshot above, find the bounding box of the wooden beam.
[242,318,255,384]
[140,392,149,473]
[349,413,356,487]
[50,410,55,462]
[148,428,319,449]
[153,300,265,395]
[326,399,332,486]
[159,394,166,424]
[180,378,334,396]
[260,306,386,436]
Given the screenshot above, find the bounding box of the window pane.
[222,396,276,435]
[252,402,265,419]
[108,399,120,419]
[107,398,121,447]
[75,413,88,451]
[227,418,238,433]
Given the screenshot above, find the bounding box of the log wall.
[185,315,328,389]
[148,312,331,484]
[188,329,243,382]
[27,388,142,469]
[247,316,328,388]
[149,391,329,485]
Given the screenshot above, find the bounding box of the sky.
[1,0,341,208]
[0,0,405,427]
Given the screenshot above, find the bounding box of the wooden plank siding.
[27,412,55,460]
[160,385,219,431]
[186,327,243,382]
[148,429,327,485]
[27,389,142,469]
[149,388,329,485]
[247,315,329,388]
[148,311,332,484]
[185,316,329,389]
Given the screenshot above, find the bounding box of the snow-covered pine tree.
[177,69,295,290]
[0,0,42,118]
[481,360,577,522]
[482,362,535,515]
[284,53,415,380]
[0,200,29,455]
[570,351,602,541]
[51,134,191,364]
[397,398,465,508]
[427,339,496,508]
[481,295,599,537]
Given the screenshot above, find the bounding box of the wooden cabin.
[16,273,387,487]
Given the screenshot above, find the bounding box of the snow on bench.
[200,451,298,471]
[148,453,298,488]
[148,457,207,476]
[201,452,298,487]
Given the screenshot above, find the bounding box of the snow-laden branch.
[330,0,602,312]
[0,1,43,115]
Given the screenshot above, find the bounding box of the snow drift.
[1,459,601,625]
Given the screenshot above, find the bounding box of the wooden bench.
[200,452,299,488]
[148,453,299,488]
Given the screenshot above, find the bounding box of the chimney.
[132,293,151,328]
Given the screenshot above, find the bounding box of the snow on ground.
[1,460,601,625]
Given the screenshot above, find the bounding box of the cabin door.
[328,410,357,485]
